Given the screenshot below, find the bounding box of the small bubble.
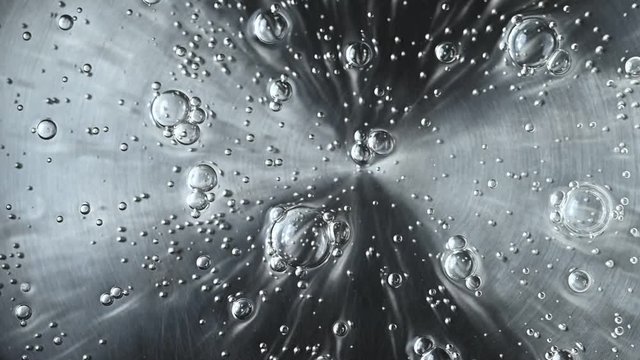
[434,42,458,63]
[196,255,212,270]
[231,298,254,320]
[345,41,374,69]
[36,119,57,140]
[567,269,591,293]
[57,14,74,30]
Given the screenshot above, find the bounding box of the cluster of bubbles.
[567,268,592,293]
[268,76,293,111]
[411,336,458,360]
[344,40,374,69]
[251,4,290,45]
[440,235,482,293]
[349,129,395,166]
[230,297,254,320]
[99,286,127,306]
[150,89,205,145]
[549,181,613,238]
[34,119,58,140]
[186,163,219,218]
[505,16,571,76]
[265,204,351,271]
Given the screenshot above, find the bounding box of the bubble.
[366,129,395,155]
[442,249,476,281]
[332,321,350,337]
[567,269,591,293]
[196,255,212,270]
[434,42,458,63]
[550,349,574,360]
[269,79,292,102]
[231,298,254,320]
[413,337,434,355]
[109,286,123,299]
[349,142,373,166]
[173,121,200,145]
[328,220,351,245]
[624,56,640,77]
[58,14,74,30]
[345,41,373,69]
[150,90,190,127]
[187,164,218,192]
[14,304,32,320]
[22,31,31,41]
[142,0,161,4]
[465,274,482,290]
[507,17,558,68]
[387,273,404,288]
[445,235,467,250]
[187,107,206,124]
[269,256,287,272]
[99,293,113,306]
[546,49,571,75]
[551,182,613,238]
[252,5,290,44]
[36,119,58,140]
[421,347,451,360]
[267,206,333,269]
[79,202,91,215]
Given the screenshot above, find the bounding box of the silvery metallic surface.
[1,0,639,359]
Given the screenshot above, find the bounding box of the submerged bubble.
[445,235,467,250]
[173,121,200,145]
[267,206,332,269]
[442,249,476,280]
[413,337,434,355]
[507,17,558,68]
[550,349,574,360]
[550,182,613,238]
[344,41,373,69]
[387,273,404,288]
[252,5,290,45]
[332,321,350,337]
[58,14,74,30]
[546,49,571,75]
[366,129,395,155]
[266,205,350,270]
[14,304,32,320]
[421,347,452,360]
[349,142,373,166]
[187,164,218,192]
[99,293,113,306]
[150,90,190,127]
[567,269,591,293]
[36,119,58,140]
[196,255,212,270]
[186,190,208,211]
[79,202,91,215]
[268,78,292,102]
[624,56,640,77]
[231,298,254,320]
[434,42,458,64]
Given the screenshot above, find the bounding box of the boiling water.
[1,0,639,359]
